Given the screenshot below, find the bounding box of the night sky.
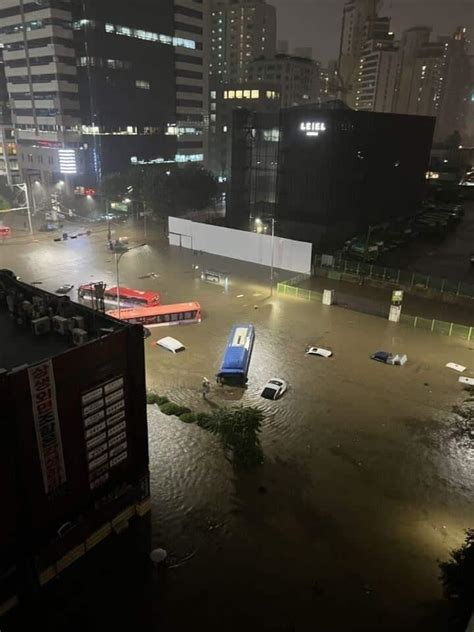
[269,0,474,64]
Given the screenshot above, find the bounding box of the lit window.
[210,114,216,122]
[223,90,228,99]
[236,90,243,98]
[228,90,235,98]
[243,90,251,98]
[136,80,150,89]
[251,89,259,98]
[105,23,195,49]
[211,91,216,99]
[223,125,228,133]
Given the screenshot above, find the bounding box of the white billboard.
[168,217,312,274]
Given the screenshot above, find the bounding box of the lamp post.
[114,242,147,318]
[255,216,276,297]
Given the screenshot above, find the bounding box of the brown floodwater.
[1,224,473,631]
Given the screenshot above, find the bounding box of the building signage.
[300,121,327,137]
[81,375,128,491]
[28,359,66,494]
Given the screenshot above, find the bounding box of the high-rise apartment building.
[248,54,323,108]
[393,27,432,114]
[209,0,276,84]
[393,28,446,118]
[355,40,399,112]
[0,0,206,195]
[436,27,472,142]
[354,18,398,112]
[338,0,381,107]
[393,26,471,141]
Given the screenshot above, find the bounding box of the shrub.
[146,391,159,405]
[159,402,191,416]
[196,412,213,429]
[180,413,197,424]
[207,406,264,469]
[156,396,169,406]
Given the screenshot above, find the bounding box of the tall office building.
[173,0,207,164]
[0,0,83,194]
[0,45,18,185]
[0,0,206,195]
[209,0,276,84]
[338,0,381,107]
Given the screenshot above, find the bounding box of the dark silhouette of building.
[0,270,149,614]
[229,102,435,249]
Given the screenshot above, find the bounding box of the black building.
[230,102,435,248]
[72,0,205,183]
[72,0,178,180]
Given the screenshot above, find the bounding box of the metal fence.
[400,314,474,341]
[277,275,322,303]
[278,277,473,342]
[314,254,474,300]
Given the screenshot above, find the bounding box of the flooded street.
[1,225,474,631]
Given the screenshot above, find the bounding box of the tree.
[143,164,218,217]
[207,406,264,470]
[99,172,129,201]
[439,529,474,630]
[0,194,10,211]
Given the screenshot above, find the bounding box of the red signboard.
[0,227,11,238]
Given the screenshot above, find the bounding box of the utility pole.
[270,217,275,297]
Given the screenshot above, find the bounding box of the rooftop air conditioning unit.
[53,315,68,335]
[71,315,85,330]
[32,316,51,336]
[72,328,88,346]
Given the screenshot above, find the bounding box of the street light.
[114,242,147,318]
[255,216,276,297]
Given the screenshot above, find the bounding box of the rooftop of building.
[0,270,125,372]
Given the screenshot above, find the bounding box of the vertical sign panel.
[28,360,66,494]
[81,376,128,490]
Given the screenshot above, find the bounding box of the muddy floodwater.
[2,226,474,631]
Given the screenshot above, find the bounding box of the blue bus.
[216,324,255,385]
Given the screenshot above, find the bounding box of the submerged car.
[157,336,185,353]
[55,284,74,294]
[260,378,288,400]
[305,346,333,358]
[143,327,152,339]
[371,351,392,364]
[371,351,407,366]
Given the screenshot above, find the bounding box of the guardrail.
[277,277,473,342]
[314,254,474,301]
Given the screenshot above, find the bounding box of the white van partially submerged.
[157,336,186,353]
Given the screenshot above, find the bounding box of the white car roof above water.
[157,336,185,352]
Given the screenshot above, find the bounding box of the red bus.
[106,302,202,327]
[78,284,160,309]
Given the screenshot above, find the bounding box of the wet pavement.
[1,223,474,631]
[300,274,474,326]
[378,201,474,283]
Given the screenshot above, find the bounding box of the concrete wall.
[168,217,312,274]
